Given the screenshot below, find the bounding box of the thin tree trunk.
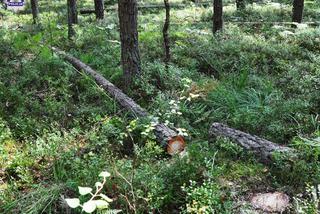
[213,0,223,33]
[67,0,78,39]
[30,0,39,24]
[118,0,141,86]
[94,0,104,20]
[292,0,304,23]
[52,47,186,155]
[236,0,245,10]
[163,0,170,69]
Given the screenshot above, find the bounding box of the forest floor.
[0,0,320,213]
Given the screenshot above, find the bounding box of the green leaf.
[99,193,113,202]
[95,182,103,189]
[106,24,115,30]
[78,187,93,196]
[32,33,42,43]
[40,46,52,60]
[94,200,109,209]
[83,201,97,213]
[65,198,80,208]
[99,171,111,178]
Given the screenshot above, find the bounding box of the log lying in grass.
[209,123,295,163]
[229,21,320,27]
[130,2,211,9]
[52,47,185,155]
[80,2,211,14]
[79,9,97,14]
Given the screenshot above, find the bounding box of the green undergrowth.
[1,0,320,213]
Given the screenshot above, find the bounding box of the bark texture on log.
[118,0,141,86]
[213,0,223,33]
[94,0,104,19]
[163,0,170,69]
[292,0,304,23]
[30,0,39,24]
[52,47,185,154]
[209,123,295,163]
[67,0,78,39]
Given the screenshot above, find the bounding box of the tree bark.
[209,123,295,163]
[30,0,39,24]
[52,47,185,155]
[292,0,304,23]
[163,0,170,69]
[118,0,141,87]
[67,0,78,39]
[213,0,223,33]
[236,0,245,10]
[94,0,104,19]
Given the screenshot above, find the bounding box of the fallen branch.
[209,123,295,163]
[135,2,211,9]
[80,2,211,14]
[229,21,319,26]
[79,9,97,14]
[52,47,185,155]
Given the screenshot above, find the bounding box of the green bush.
[272,133,320,188]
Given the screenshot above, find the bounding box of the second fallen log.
[52,47,185,155]
[209,123,295,163]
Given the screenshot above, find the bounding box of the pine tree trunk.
[213,0,223,33]
[118,0,141,86]
[163,0,170,69]
[94,0,104,19]
[67,0,78,39]
[30,0,39,24]
[236,0,245,10]
[292,0,304,23]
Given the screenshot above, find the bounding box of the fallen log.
[52,47,185,155]
[209,123,295,163]
[135,2,211,9]
[80,2,211,14]
[79,9,97,14]
[229,21,320,26]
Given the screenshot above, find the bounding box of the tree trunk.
[209,123,295,163]
[94,0,104,19]
[292,0,304,23]
[52,47,185,155]
[213,0,223,33]
[236,0,245,10]
[118,0,141,86]
[30,0,39,24]
[67,0,78,39]
[163,0,170,69]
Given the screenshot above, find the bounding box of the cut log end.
[167,136,185,155]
